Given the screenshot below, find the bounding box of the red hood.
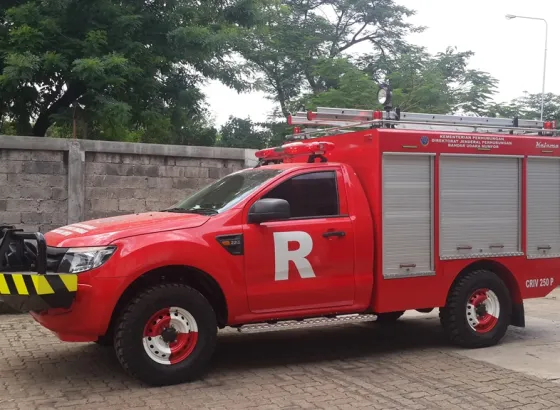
[45,212,210,247]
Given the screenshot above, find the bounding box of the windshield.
[166,168,283,214]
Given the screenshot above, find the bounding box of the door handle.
[322,230,345,238]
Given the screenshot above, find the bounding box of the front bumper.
[0,226,123,342]
[0,272,77,312]
[0,226,77,312]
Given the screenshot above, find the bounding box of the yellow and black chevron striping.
[0,273,77,296]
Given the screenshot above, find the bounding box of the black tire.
[439,269,511,348]
[114,283,217,386]
[375,311,405,323]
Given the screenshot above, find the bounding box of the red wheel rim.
[142,307,198,365]
[466,288,500,334]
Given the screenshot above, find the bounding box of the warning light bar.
[255,141,335,163]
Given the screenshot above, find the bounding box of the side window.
[263,171,339,218]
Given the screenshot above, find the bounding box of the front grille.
[46,246,68,273]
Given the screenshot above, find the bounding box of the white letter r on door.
[273,231,315,281]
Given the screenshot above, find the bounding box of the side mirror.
[248,198,290,224]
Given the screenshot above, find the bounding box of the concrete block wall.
[0,149,69,233]
[84,152,245,220]
[0,135,258,232]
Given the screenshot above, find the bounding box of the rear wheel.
[114,283,217,386]
[439,269,511,348]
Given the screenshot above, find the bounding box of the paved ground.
[1,291,560,410]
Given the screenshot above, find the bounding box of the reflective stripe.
[0,275,9,294]
[12,274,29,295]
[31,275,55,295]
[0,273,77,296]
[59,274,78,292]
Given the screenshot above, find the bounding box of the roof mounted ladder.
[287,107,558,139]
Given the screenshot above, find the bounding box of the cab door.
[243,168,356,314]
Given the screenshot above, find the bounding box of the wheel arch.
[104,265,229,339]
[447,259,524,327]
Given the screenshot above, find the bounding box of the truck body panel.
[289,128,560,314]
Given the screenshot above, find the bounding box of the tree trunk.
[32,82,86,137]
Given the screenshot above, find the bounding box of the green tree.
[291,47,499,118]
[377,46,499,115]
[240,1,497,123]
[0,0,262,140]
[216,116,271,149]
[298,58,380,110]
[487,92,560,123]
[240,0,422,118]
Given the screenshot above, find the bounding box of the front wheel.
[439,269,511,348]
[114,283,217,386]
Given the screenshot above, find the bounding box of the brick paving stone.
[1,314,560,409]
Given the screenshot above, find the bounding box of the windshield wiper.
[163,207,192,213]
[162,207,218,215]
[185,207,219,215]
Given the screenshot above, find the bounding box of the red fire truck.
[1,90,559,386]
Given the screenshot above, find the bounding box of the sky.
[202,0,559,127]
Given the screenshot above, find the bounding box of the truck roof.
[256,162,339,171]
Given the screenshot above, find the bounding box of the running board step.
[236,314,378,333]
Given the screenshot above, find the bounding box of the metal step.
[235,313,378,333]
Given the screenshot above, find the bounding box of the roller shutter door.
[382,154,434,278]
[527,157,560,258]
[439,155,521,259]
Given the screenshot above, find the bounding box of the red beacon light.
[254,141,335,165]
[544,120,557,130]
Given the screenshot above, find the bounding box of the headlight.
[58,246,116,273]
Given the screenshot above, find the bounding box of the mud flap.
[511,301,525,328]
[0,272,78,312]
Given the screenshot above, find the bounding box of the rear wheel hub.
[466,288,500,334]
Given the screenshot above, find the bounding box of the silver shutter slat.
[440,156,522,259]
[382,154,434,278]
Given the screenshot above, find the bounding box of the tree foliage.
[0,0,262,140]
[216,116,269,149]
[239,0,422,117]
[370,46,499,115]
[1,0,554,148]
[487,92,560,122]
[239,0,499,125]
[215,115,291,149]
